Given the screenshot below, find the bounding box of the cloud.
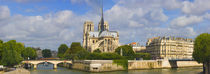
[170,15,203,27]
[0,6,10,20]
[182,0,210,15]
[105,1,169,28]
[0,6,91,50]
[0,0,210,50]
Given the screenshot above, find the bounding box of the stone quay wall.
[72,60,124,72]
[128,59,202,70]
[176,61,202,67]
[4,68,30,74]
[128,60,162,69]
[71,60,202,72]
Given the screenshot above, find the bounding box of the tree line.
[0,40,37,67]
[57,42,151,60]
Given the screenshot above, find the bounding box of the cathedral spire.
[100,0,105,32]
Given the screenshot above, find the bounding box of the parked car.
[0,65,3,71]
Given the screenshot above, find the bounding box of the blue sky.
[0,0,209,50]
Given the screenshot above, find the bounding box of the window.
[93,67,98,70]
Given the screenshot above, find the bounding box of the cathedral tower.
[82,21,94,49]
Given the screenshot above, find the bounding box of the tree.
[1,40,23,67]
[193,33,210,74]
[93,49,101,53]
[76,50,90,60]
[57,44,68,58]
[0,40,3,64]
[115,45,135,60]
[193,33,210,63]
[63,48,73,59]
[42,49,52,58]
[135,53,151,60]
[63,42,85,60]
[70,42,84,54]
[22,47,37,60]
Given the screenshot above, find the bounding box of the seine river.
[29,64,203,74]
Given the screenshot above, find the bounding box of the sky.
[0,0,209,51]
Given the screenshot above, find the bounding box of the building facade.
[146,37,194,60]
[82,8,119,53]
[128,42,146,53]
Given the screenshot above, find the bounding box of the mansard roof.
[89,31,118,38]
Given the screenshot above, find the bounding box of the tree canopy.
[63,42,85,60]
[42,49,52,58]
[22,47,37,60]
[0,40,3,64]
[57,44,68,58]
[70,42,84,54]
[115,45,135,60]
[93,49,101,53]
[193,33,210,63]
[135,53,151,60]
[1,40,23,67]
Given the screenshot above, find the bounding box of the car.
[0,65,3,71]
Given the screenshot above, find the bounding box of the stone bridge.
[22,60,72,69]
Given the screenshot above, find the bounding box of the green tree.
[63,42,84,60]
[0,40,3,64]
[1,40,23,67]
[70,42,84,54]
[63,48,73,59]
[100,53,124,60]
[193,33,210,63]
[22,47,37,60]
[42,49,52,58]
[135,53,151,60]
[115,45,135,60]
[93,49,101,53]
[76,50,90,60]
[193,33,210,74]
[57,44,68,58]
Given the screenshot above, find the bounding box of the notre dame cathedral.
[82,5,119,53]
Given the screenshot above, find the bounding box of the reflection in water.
[29,64,203,74]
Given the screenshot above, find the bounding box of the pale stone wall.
[72,60,124,72]
[72,61,90,71]
[128,59,202,70]
[4,68,30,74]
[161,59,171,68]
[128,60,162,70]
[176,61,202,67]
[72,60,202,72]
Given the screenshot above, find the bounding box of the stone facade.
[128,60,162,69]
[82,8,119,52]
[128,59,202,70]
[72,60,124,72]
[71,60,202,72]
[146,37,194,60]
[128,42,146,53]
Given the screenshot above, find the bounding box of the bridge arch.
[22,60,72,69]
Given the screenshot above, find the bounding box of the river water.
[29,64,203,74]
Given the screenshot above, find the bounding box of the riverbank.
[29,66,203,74]
[4,68,30,74]
[68,60,202,72]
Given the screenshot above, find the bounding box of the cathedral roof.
[89,31,118,38]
